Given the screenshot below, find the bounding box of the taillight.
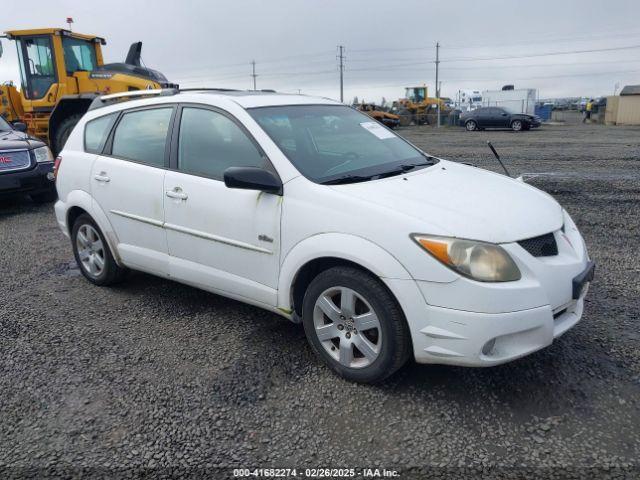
[53,156,62,179]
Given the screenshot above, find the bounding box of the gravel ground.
[1,123,639,479]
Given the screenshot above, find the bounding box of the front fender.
[277,233,413,310]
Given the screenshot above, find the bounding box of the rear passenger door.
[163,104,282,306]
[494,108,510,128]
[90,105,175,276]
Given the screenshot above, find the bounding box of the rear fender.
[63,189,123,266]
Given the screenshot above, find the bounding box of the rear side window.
[177,107,267,180]
[111,108,173,167]
[84,113,117,154]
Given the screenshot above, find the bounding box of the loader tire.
[53,114,83,155]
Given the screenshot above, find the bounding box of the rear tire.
[465,120,477,131]
[302,266,411,383]
[52,114,83,155]
[71,214,127,286]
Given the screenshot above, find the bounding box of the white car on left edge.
[54,89,594,383]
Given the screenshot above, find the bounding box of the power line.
[443,44,640,62]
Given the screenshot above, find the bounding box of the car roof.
[86,89,341,118]
[179,90,339,108]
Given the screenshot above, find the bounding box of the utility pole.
[337,45,345,103]
[251,60,258,90]
[435,42,440,128]
[435,42,440,97]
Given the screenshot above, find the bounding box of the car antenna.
[486,141,511,177]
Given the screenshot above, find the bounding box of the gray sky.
[2,0,639,103]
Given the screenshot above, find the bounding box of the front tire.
[302,266,411,383]
[511,120,523,131]
[71,214,127,286]
[465,120,478,131]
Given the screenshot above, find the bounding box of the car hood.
[0,130,44,150]
[330,160,563,244]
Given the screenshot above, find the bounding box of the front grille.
[518,232,558,257]
[0,149,31,173]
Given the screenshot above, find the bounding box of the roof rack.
[88,88,178,110]
[87,87,281,111]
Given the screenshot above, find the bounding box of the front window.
[62,37,97,73]
[16,36,57,100]
[249,105,436,184]
[178,107,268,180]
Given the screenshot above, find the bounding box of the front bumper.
[384,226,593,367]
[0,162,55,195]
[414,291,586,366]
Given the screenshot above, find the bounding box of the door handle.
[94,172,110,183]
[166,187,188,200]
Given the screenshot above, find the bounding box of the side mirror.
[223,166,282,195]
[13,122,27,132]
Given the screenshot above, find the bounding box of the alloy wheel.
[313,286,382,368]
[75,224,106,278]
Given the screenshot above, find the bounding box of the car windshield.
[0,116,12,131]
[249,104,436,184]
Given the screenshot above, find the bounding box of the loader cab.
[6,29,105,103]
[405,86,428,103]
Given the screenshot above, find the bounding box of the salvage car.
[356,103,400,129]
[54,89,594,383]
[461,107,541,131]
[0,116,56,202]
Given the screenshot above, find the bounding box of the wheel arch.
[62,190,123,266]
[278,233,413,318]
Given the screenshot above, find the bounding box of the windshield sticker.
[360,121,396,140]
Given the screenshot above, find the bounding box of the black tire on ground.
[511,120,523,131]
[52,114,83,155]
[30,189,57,203]
[301,266,411,383]
[71,213,127,286]
[465,120,477,131]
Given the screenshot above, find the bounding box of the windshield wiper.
[321,158,437,185]
[321,174,374,185]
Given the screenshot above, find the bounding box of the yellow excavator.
[396,85,450,126]
[0,28,176,154]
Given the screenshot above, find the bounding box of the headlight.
[33,146,54,163]
[411,234,521,282]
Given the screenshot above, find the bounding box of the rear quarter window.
[84,113,118,154]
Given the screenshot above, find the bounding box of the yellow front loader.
[0,28,176,154]
[397,85,450,126]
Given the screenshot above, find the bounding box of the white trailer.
[455,89,483,111]
[481,88,537,115]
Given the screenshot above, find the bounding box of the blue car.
[0,116,57,203]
